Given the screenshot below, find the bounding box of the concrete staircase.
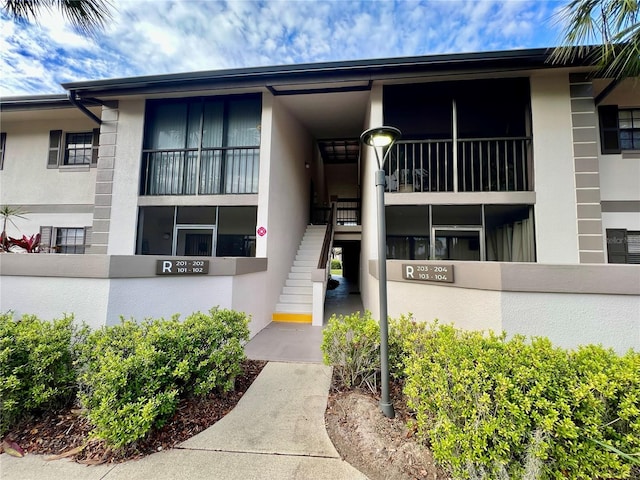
[272,225,326,323]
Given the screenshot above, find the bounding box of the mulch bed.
[1,359,266,464]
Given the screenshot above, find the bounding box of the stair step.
[283,286,313,295]
[286,279,312,288]
[282,285,313,296]
[291,265,313,273]
[279,294,313,304]
[293,260,316,267]
[272,312,312,323]
[289,272,312,280]
[295,254,317,261]
[275,303,313,313]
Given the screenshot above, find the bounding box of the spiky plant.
[550,0,640,79]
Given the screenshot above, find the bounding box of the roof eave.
[61,47,593,98]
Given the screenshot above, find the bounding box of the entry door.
[431,228,484,261]
[173,225,216,256]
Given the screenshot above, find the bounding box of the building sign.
[402,264,454,283]
[156,260,209,275]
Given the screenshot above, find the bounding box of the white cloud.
[1,0,564,96]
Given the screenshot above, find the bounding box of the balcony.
[140,147,260,196]
[385,136,532,193]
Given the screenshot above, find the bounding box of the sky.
[0,0,571,97]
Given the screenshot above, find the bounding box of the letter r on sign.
[162,261,172,273]
[405,265,414,279]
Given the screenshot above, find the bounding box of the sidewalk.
[0,362,368,480]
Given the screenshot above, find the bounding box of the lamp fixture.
[360,125,401,419]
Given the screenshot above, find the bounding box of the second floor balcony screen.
[385,136,531,193]
[141,95,261,196]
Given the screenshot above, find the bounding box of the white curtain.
[486,207,534,262]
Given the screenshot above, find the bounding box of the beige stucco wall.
[530,73,580,263]
[0,115,98,207]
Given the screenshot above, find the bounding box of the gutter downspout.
[67,90,102,125]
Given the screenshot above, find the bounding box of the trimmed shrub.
[330,259,342,270]
[403,323,640,479]
[321,311,380,392]
[0,313,86,435]
[78,307,249,447]
[388,313,429,380]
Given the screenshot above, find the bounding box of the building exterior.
[1,48,638,351]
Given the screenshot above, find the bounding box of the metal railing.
[140,146,260,195]
[386,137,531,193]
[336,198,360,225]
[312,198,361,226]
[318,203,336,269]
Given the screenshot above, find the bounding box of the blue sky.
[1,0,569,96]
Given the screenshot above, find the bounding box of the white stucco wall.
[232,271,269,337]
[502,291,640,354]
[108,99,146,255]
[0,117,97,206]
[530,74,580,263]
[106,276,234,325]
[599,154,640,201]
[261,94,314,314]
[387,281,503,332]
[359,85,382,319]
[325,164,359,199]
[0,276,109,330]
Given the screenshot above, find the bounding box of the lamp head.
[360,126,401,147]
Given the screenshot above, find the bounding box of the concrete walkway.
[245,275,364,364]
[0,362,368,480]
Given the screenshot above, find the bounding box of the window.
[39,226,90,253]
[141,94,261,195]
[136,205,257,257]
[598,106,640,154]
[0,132,5,170]
[606,229,640,264]
[48,129,99,168]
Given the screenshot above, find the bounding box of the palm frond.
[549,0,640,79]
[2,0,113,36]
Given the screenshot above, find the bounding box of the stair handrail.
[317,202,337,269]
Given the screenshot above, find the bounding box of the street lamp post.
[360,126,401,419]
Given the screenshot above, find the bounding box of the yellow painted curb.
[272,312,312,323]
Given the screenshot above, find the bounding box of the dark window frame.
[606,228,640,264]
[599,105,640,154]
[47,129,99,168]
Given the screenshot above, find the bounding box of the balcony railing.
[311,198,361,226]
[140,147,259,195]
[386,137,532,193]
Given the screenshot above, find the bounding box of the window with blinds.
[606,229,640,264]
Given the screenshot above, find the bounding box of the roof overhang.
[59,47,595,98]
[0,94,103,112]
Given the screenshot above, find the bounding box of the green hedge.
[402,323,640,479]
[330,259,342,270]
[78,308,249,447]
[0,313,86,435]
